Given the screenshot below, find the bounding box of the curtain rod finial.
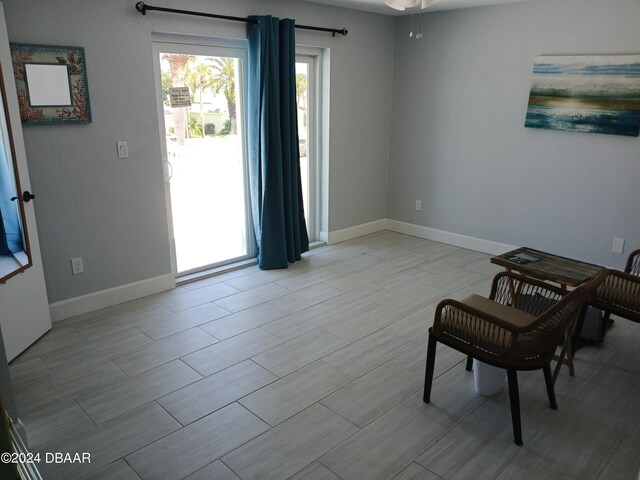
[135,2,147,14]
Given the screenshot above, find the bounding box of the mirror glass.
[25,64,72,106]
[0,64,31,284]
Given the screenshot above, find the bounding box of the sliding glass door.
[153,40,254,276]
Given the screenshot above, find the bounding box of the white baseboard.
[327,219,388,244]
[385,219,517,255]
[49,274,175,322]
[15,418,28,448]
[325,218,515,255]
[48,221,512,322]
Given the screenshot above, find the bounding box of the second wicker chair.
[590,248,640,324]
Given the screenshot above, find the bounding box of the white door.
[0,3,51,361]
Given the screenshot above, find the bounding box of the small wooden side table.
[491,247,603,290]
[490,247,604,382]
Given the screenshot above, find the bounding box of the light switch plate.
[612,237,625,254]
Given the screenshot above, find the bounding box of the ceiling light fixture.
[386,0,439,39]
[384,0,418,11]
[384,0,441,11]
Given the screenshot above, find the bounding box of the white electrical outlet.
[71,257,84,275]
[415,200,422,211]
[612,238,625,254]
[117,141,129,159]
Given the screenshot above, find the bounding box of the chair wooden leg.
[543,364,557,410]
[465,355,473,371]
[566,340,575,377]
[507,368,523,446]
[423,334,437,403]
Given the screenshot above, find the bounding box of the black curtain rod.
[135,2,348,37]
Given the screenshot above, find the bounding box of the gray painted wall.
[2,0,395,303]
[6,0,636,305]
[388,0,640,269]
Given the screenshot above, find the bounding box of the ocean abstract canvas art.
[525,55,640,137]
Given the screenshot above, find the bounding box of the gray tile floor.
[9,231,640,480]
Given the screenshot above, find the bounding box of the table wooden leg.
[552,308,583,383]
[505,268,525,308]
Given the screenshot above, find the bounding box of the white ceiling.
[299,0,534,16]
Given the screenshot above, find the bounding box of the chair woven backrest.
[492,270,608,362]
[625,249,640,276]
[514,292,586,361]
[491,273,564,316]
[594,268,640,322]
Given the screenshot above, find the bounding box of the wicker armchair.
[423,269,608,445]
[589,249,640,324]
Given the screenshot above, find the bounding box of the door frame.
[151,34,255,278]
[295,53,320,242]
[296,46,327,243]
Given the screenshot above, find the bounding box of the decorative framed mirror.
[10,43,91,125]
